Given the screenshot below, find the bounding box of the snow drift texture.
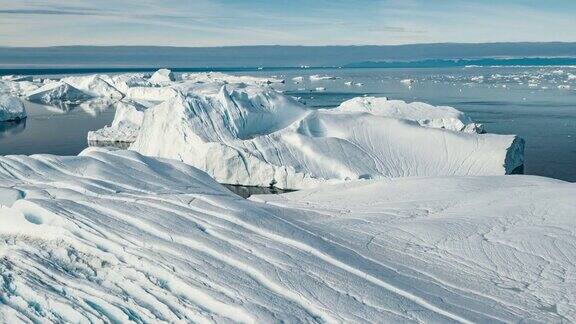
[0,148,574,323]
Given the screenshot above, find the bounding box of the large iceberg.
[128,81,524,189]
[26,81,94,104]
[0,148,573,322]
[0,94,26,121]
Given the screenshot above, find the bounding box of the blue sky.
[0,0,575,47]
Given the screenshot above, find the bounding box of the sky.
[0,0,575,47]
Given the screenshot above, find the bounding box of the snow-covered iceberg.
[129,82,524,189]
[149,68,175,84]
[0,94,26,121]
[26,81,94,104]
[337,96,484,133]
[0,149,573,322]
[87,100,149,145]
[61,75,124,99]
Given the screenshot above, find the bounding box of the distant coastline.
[1,42,575,70]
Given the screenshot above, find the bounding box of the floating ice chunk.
[335,96,484,133]
[181,72,284,85]
[354,82,364,86]
[149,68,175,84]
[88,100,149,145]
[61,75,124,98]
[26,81,93,104]
[558,85,571,90]
[315,87,326,91]
[344,81,353,86]
[471,76,484,82]
[110,73,153,92]
[310,75,339,81]
[292,76,304,82]
[0,94,26,121]
[400,79,415,85]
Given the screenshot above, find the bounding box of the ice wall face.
[128,77,524,189]
[0,149,573,322]
[0,94,26,121]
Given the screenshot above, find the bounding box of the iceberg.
[26,81,94,104]
[130,82,524,189]
[149,68,176,84]
[336,96,484,133]
[0,94,27,121]
[181,72,284,85]
[0,148,573,322]
[309,74,339,81]
[87,100,149,145]
[61,75,124,98]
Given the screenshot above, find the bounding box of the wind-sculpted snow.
[254,175,576,323]
[130,81,524,189]
[0,94,26,121]
[0,149,573,322]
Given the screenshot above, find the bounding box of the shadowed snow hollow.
[0,149,573,322]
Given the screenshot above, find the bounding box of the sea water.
[1,66,574,182]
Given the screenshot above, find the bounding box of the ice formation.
[0,148,573,322]
[149,68,175,84]
[87,100,149,144]
[127,81,524,189]
[336,96,484,133]
[0,94,27,121]
[26,81,94,104]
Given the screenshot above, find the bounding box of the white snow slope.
[130,82,524,189]
[0,148,574,323]
[254,175,576,323]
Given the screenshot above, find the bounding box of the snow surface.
[0,148,573,322]
[0,94,26,121]
[129,81,524,189]
[253,175,576,323]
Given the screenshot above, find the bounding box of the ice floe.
[0,94,27,121]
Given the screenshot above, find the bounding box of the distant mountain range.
[1,42,575,70]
